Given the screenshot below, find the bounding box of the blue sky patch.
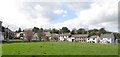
[48,4,77,23]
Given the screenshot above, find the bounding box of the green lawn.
[0,44,2,56]
[2,42,118,55]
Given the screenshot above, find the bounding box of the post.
[0,21,1,29]
[0,21,2,57]
[0,21,4,41]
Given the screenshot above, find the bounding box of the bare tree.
[24,30,33,42]
[37,30,45,41]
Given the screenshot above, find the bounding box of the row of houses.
[15,31,117,44]
[52,33,116,44]
[0,21,118,44]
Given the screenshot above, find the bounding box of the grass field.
[2,42,118,55]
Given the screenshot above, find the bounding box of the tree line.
[16,27,120,40]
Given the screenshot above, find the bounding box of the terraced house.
[57,33,116,44]
[71,34,89,42]
[87,36,99,43]
[99,34,115,44]
[59,33,71,41]
[58,34,89,42]
[0,21,118,44]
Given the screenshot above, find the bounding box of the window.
[107,41,110,43]
[79,40,81,42]
[84,40,86,42]
[93,38,95,40]
[88,38,90,40]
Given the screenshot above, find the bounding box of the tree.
[95,31,101,36]
[32,27,39,33]
[113,33,120,39]
[77,28,86,34]
[93,29,99,32]
[2,26,5,32]
[37,30,45,41]
[50,28,60,34]
[18,28,22,32]
[24,30,33,42]
[99,28,106,34]
[5,30,9,41]
[60,27,70,34]
[39,28,44,32]
[71,29,77,35]
[88,28,105,36]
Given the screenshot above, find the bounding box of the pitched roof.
[44,32,51,34]
[72,34,89,37]
[89,36,99,38]
[59,33,71,36]
[51,34,59,38]
[44,32,51,36]
[100,34,114,38]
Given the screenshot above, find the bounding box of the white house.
[59,33,71,41]
[50,34,59,41]
[15,32,24,39]
[87,36,99,43]
[71,34,89,42]
[32,33,39,41]
[99,34,115,44]
[67,37,75,42]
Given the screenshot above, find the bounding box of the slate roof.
[51,34,59,38]
[71,34,89,37]
[100,34,114,38]
[89,36,98,38]
[44,32,51,36]
[59,33,71,36]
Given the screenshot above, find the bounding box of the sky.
[0,0,119,32]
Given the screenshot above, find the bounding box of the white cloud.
[0,0,30,29]
[0,0,51,30]
[0,0,119,32]
[53,0,119,32]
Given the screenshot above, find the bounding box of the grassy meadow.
[2,42,118,55]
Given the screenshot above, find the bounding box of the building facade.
[72,34,89,42]
[87,36,99,43]
[99,34,115,44]
[59,33,71,41]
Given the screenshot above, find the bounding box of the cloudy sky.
[0,0,119,32]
